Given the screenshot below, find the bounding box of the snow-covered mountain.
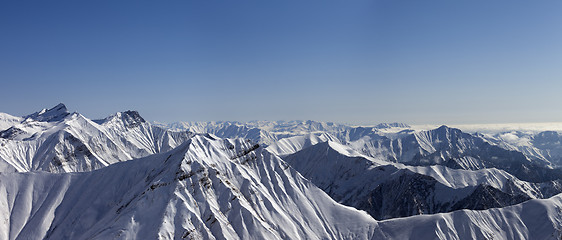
[3,132,562,239]
[160,121,278,146]
[282,140,562,220]
[4,105,562,239]
[0,134,378,240]
[350,125,562,182]
[4,132,562,239]
[477,130,562,168]
[158,120,368,146]
[263,125,562,183]
[167,120,562,170]
[265,133,341,156]
[0,113,22,132]
[415,123,562,168]
[23,103,70,122]
[0,104,193,173]
[377,193,562,239]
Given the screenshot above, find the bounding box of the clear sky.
[1,0,561,125]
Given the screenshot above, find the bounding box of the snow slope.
[282,141,562,220]
[0,135,378,240]
[377,193,562,240]
[479,130,562,168]
[0,113,22,132]
[4,107,562,239]
[265,132,340,156]
[0,104,193,173]
[3,132,562,239]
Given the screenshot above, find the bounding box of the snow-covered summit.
[95,110,146,128]
[0,106,193,173]
[23,103,70,122]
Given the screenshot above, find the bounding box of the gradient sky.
[1,0,561,125]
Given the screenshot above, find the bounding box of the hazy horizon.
[2,1,561,124]
[4,102,562,128]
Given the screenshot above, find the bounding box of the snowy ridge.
[414,122,562,168]
[282,141,562,220]
[0,113,22,132]
[346,125,562,183]
[160,120,358,146]
[0,135,378,239]
[3,133,562,239]
[23,103,70,122]
[265,132,340,156]
[378,193,562,239]
[162,121,278,146]
[264,125,562,182]
[479,130,562,167]
[160,120,562,169]
[0,104,193,173]
[4,105,562,239]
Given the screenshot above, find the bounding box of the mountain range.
[2,104,562,239]
[0,104,192,173]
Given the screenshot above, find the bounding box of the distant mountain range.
[2,104,562,239]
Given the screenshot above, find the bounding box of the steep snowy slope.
[265,133,340,156]
[0,105,68,141]
[282,141,562,220]
[0,104,193,173]
[532,131,562,166]
[0,135,378,240]
[377,193,562,240]
[23,103,70,122]
[0,113,22,131]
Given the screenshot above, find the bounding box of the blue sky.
[1,0,561,124]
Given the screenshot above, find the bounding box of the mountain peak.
[96,110,146,128]
[432,125,463,134]
[119,110,145,127]
[24,103,70,122]
[121,110,144,121]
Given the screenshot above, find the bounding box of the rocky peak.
[97,110,146,128]
[119,110,145,127]
[24,103,70,122]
